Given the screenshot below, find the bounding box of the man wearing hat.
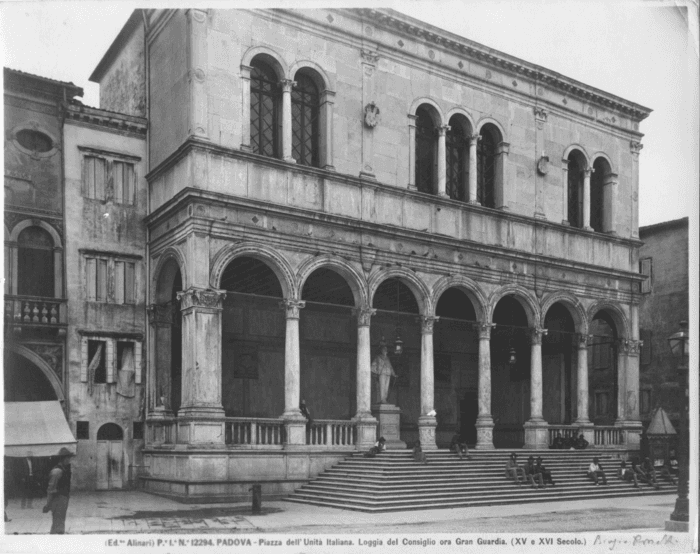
[42,447,73,534]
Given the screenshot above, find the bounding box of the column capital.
[176,288,226,310]
[279,79,296,93]
[352,307,377,327]
[360,49,380,64]
[496,141,510,155]
[469,133,481,143]
[619,339,642,356]
[239,64,253,79]
[438,124,451,136]
[475,322,496,340]
[583,167,594,178]
[280,299,305,319]
[147,302,176,326]
[533,106,548,123]
[530,327,548,345]
[630,141,643,157]
[418,315,439,334]
[577,333,594,349]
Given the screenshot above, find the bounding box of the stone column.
[582,168,593,231]
[524,327,548,449]
[603,173,618,234]
[495,142,510,210]
[475,322,496,449]
[280,299,306,446]
[468,133,480,204]
[418,315,439,450]
[630,141,643,238]
[574,334,592,425]
[620,336,643,449]
[561,158,570,225]
[437,125,450,197]
[239,64,253,151]
[353,307,378,448]
[407,114,418,189]
[176,288,226,445]
[53,247,64,298]
[280,79,296,163]
[320,90,336,170]
[616,339,628,425]
[186,9,209,139]
[147,303,176,417]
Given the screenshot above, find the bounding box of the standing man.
[43,448,73,534]
[371,339,397,404]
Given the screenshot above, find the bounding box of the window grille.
[292,74,320,167]
[446,125,467,201]
[415,108,436,194]
[250,61,280,158]
[567,158,583,227]
[477,131,495,207]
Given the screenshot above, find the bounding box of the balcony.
[4,295,67,335]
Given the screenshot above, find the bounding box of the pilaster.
[186,9,209,139]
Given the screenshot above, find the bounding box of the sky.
[1,0,698,228]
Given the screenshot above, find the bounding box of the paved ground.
[1,491,682,535]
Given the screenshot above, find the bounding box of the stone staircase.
[285,449,675,512]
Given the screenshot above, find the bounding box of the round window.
[15,129,54,153]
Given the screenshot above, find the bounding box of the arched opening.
[446,115,470,201]
[491,295,531,447]
[153,259,183,414]
[372,278,421,444]
[415,105,439,194]
[589,311,619,425]
[250,57,281,159]
[591,157,612,233]
[567,150,587,228]
[300,268,356,420]
[292,70,320,167]
[220,256,284,417]
[542,303,577,424]
[434,288,478,445]
[96,423,124,441]
[96,423,124,490]
[3,350,58,402]
[17,226,54,297]
[477,123,501,208]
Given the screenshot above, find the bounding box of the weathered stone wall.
[63,118,148,490]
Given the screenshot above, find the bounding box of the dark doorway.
[460,390,478,444]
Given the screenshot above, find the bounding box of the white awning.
[4,401,77,458]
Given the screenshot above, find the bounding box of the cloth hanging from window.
[87,343,104,395]
[117,346,135,398]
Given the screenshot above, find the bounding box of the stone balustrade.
[4,295,67,329]
[308,420,357,447]
[225,418,285,447]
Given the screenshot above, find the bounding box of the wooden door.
[96,440,123,490]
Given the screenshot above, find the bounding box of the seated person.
[550,433,565,449]
[535,456,555,486]
[573,433,589,450]
[505,452,526,485]
[562,435,575,450]
[364,437,386,458]
[587,457,608,485]
[632,459,659,489]
[524,456,544,488]
[413,443,428,465]
[659,455,677,485]
[449,432,471,460]
[641,457,658,484]
[617,460,639,488]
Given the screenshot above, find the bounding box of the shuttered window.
[85,253,137,304]
[640,258,652,294]
[85,156,107,200]
[83,153,136,204]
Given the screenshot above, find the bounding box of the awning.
[4,401,77,457]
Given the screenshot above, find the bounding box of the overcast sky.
[1,0,698,228]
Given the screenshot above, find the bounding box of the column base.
[583,225,594,232]
[359,171,377,180]
[176,417,225,446]
[621,420,643,449]
[177,405,225,419]
[534,211,547,220]
[523,420,549,450]
[417,415,437,451]
[353,413,378,450]
[149,406,175,420]
[372,403,406,449]
[468,200,481,206]
[475,416,495,450]
[283,419,307,448]
[283,156,297,164]
[665,520,689,533]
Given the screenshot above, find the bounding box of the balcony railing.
[225,418,285,447]
[308,420,356,447]
[548,424,627,448]
[4,295,67,329]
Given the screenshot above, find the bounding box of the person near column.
[413,443,428,465]
[505,452,525,485]
[573,433,589,450]
[450,430,471,460]
[587,457,608,486]
[524,456,544,489]
[535,456,555,487]
[371,339,396,404]
[43,448,73,534]
[363,437,386,458]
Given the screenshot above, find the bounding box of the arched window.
[250,59,280,158]
[97,422,124,441]
[415,107,437,194]
[446,117,469,201]
[477,125,498,208]
[291,73,320,167]
[567,151,586,228]
[17,226,54,297]
[591,157,612,233]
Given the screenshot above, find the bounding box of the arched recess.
[588,306,623,425]
[9,219,62,246]
[4,345,64,402]
[540,291,588,336]
[408,98,444,193]
[541,302,577,424]
[368,267,432,316]
[211,243,296,300]
[241,46,287,80]
[10,219,63,297]
[562,146,590,228]
[297,255,367,308]
[446,113,472,201]
[487,285,540,328]
[586,301,630,340]
[152,247,187,303]
[591,155,615,233]
[431,275,487,322]
[476,122,503,208]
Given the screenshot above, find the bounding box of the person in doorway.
[43,448,73,534]
[413,443,428,465]
[364,437,386,458]
[505,452,525,485]
[449,432,471,460]
[587,457,608,485]
[524,456,544,488]
[535,456,555,486]
[371,340,397,404]
[617,460,639,488]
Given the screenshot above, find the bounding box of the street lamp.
[667,320,689,530]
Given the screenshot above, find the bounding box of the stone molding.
[630,141,643,157]
[64,103,148,137]
[280,299,306,319]
[176,288,226,310]
[533,106,548,129]
[360,49,380,64]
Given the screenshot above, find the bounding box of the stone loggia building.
[5,8,652,498]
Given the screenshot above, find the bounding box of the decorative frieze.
[176,288,226,310]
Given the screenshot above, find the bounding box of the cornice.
[64,103,148,137]
[145,137,643,251]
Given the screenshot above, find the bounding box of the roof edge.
[89,10,144,83]
[639,217,689,236]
